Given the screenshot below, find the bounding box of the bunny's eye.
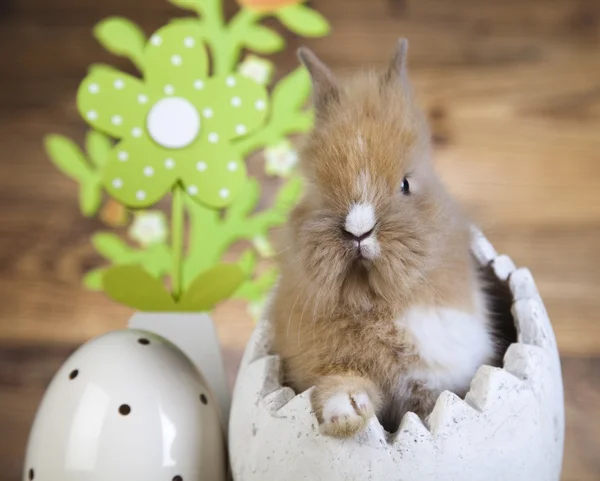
[401,177,410,195]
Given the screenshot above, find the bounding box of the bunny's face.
[285,42,462,313]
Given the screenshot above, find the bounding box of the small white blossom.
[252,236,275,258]
[238,55,274,85]
[128,211,168,246]
[264,140,298,177]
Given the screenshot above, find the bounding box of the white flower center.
[146,97,200,149]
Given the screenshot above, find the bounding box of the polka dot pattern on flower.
[102,139,180,208]
[189,73,268,143]
[118,151,129,161]
[87,27,270,209]
[144,24,209,96]
[180,142,247,208]
[78,68,149,138]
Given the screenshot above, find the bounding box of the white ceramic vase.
[24,313,229,481]
[228,229,565,481]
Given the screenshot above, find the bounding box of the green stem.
[171,184,184,300]
[200,4,262,75]
[219,9,262,74]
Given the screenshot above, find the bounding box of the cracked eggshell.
[24,329,226,481]
[229,231,564,481]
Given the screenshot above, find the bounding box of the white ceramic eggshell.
[228,229,565,481]
[24,329,226,481]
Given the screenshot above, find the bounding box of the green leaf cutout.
[103,265,177,311]
[83,268,106,290]
[139,243,171,278]
[179,264,244,311]
[227,178,261,220]
[168,0,203,10]
[276,5,330,37]
[235,267,279,302]
[244,25,285,53]
[271,66,312,120]
[94,17,146,71]
[85,130,112,167]
[45,135,92,182]
[274,176,303,212]
[238,249,258,276]
[79,178,102,217]
[168,17,205,33]
[92,233,132,261]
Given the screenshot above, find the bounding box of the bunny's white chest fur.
[394,301,494,396]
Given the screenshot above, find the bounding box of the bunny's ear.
[297,47,340,112]
[381,38,410,86]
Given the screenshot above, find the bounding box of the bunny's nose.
[343,227,374,243]
[344,202,376,242]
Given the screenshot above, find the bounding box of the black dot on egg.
[173,476,183,481]
[28,468,34,480]
[200,394,208,405]
[138,338,150,345]
[69,369,79,380]
[119,404,131,416]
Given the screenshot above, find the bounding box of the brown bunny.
[270,40,499,438]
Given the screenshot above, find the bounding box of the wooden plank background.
[0,0,598,479]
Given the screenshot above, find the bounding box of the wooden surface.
[0,0,598,479]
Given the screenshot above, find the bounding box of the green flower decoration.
[46,0,329,314]
[77,23,269,209]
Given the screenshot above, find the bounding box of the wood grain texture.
[0,0,598,479]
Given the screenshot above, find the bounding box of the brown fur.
[270,40,491,437]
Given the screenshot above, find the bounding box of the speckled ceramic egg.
[24,329,226,481]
